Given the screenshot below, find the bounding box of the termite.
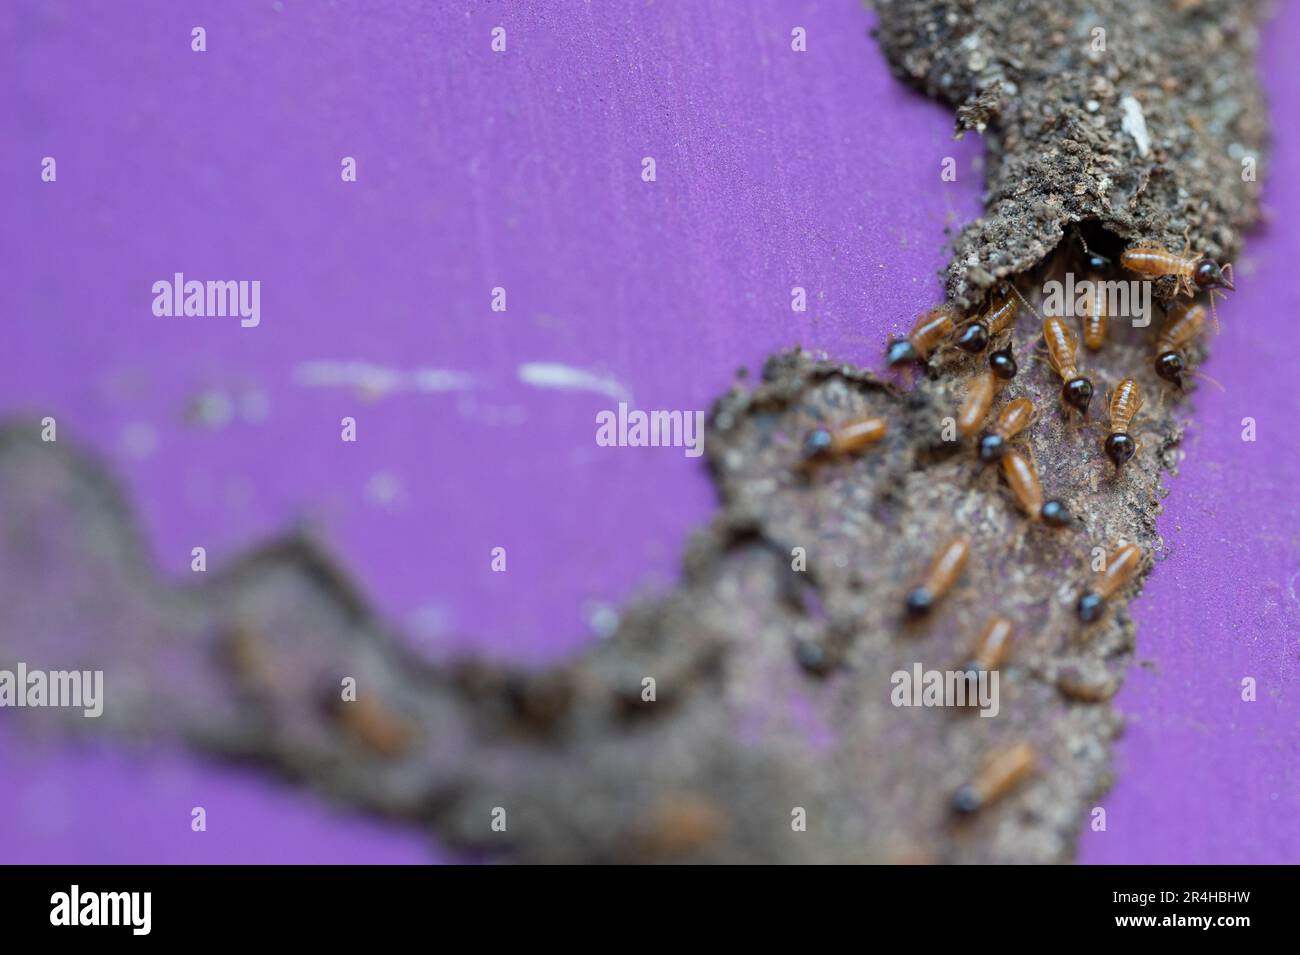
[802,414,887,463]
[1103,378,1144,469]
[961,615,1015,674]
[952,742,1036,814]
[1153,301,1206,388]
[1042,316,1094,416]
[1120,241,1234,298]
[1081,278,1108,350]
[957,370,999,439]
[1001,449,1072,526]
[886,304,961,366]
[1077,542,1146,623]
[904,536,970,618]
[324,692,414,759]
[977,396,1034,464]
[956,286,1018,353]
[988,344,1017,380]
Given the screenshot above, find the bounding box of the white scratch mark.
[293,361,474,398]
[1120,95,1151,158]
[517,362,631,401]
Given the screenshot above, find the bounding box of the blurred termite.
[1153,301,1206,388]
[1077,543,1146,623]
[886,304,961,366]
[1042,316,1094,416]
[952,742,1036,814]
[801,414,887,464]
[1000,449,1072,526]
[961,615,1015,675]
[1080,278,1108,350]
[1103,378,1144,469]
[957,370,1000,439]
[327,693,414,759]
[904,537,970,618]
[956,285,1019,354]
[977,396,1034,464]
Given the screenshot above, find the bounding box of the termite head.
[1087,253,1111,272]
[1104,432,1137,469]
[1062,376,1094,416]
[977,432,1006,465]
[952,784,983,815]
[886,339,920,366]
[1076,590,1107,623]
[955,322,989,353]
[988,346,1017,380]
[801,428,834,462]
[904,585,934,619]
[1154,350,1185,387]
[1040,499,1073,527]
[1193,259,1233,292]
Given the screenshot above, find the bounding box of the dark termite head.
[1154,350,1185,388]
[886,338,920,366]
[1076,590,1107,623]
[1087,253,1111,272]
[955,322,989,353]
[977,432,1006,465]
[1040,499,1073,527]
[952,784,982,815]
[904,586,934,619]
[794,638,834,675]
[1062,376,1094,416]
[1104,432,1137,469]
[988,346,1017,380]
[1193,258,1233,291]
[802,427,834,462]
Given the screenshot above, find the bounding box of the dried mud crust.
[0,0,1269,862]
[871,0,1267,306]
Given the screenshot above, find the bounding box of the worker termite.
[322,690,414,759]
[904,536,970,618]
[952,742,1036,814]
[1103,378,1144,469]
[1080,278,1108,351]
[988,344,1017,380]
[1042,316,1094,416]
[1153,301,1206,388]
[956,285,1018,353]
[1120,240,1234,298]
[886,304,961,366]
[960,615,1015,675]
[977,396,1034,464]
[957,370,1000,439]
[1001,449,1073,526]
[801,414,887,464]
[1077,542,1146,623]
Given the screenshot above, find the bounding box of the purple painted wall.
[1,0,1293,863]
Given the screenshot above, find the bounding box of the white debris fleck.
[517,362,631,401]
[294,361,474,399]
[1120,95,1151,158]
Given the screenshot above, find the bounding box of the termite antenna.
[1005,282,1044,324]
